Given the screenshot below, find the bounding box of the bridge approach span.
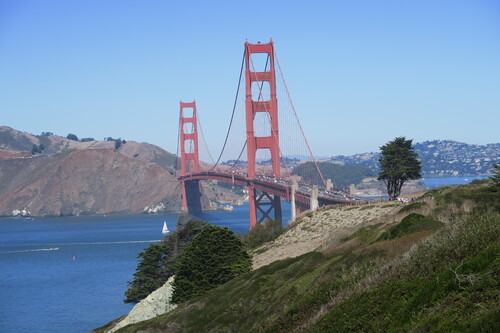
[178,171,365,217]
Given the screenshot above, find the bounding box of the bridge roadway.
[177,171,365,210]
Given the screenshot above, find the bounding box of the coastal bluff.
[106,277,177,333]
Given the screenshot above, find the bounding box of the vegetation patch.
[239,218,284,249]
[359,205,375,211]
[343,223,384,244]
[312,210,499,333]
[377,213,443,242]
[398,201,428,213]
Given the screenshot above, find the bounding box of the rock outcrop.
[107,276,177,333]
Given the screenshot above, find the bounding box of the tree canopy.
[377,137,421,200]
[171,225,252,304]
[66,133,79,141]
[489,163,500,190]
[124,216,207,303]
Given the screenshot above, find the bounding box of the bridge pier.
[291,180,298,221]
[182,180,202,215]
[310,185,319,211]
[249,186,282,228]
[326,179,333,191]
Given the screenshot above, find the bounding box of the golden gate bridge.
[177,40,366,229]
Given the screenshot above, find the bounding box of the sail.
[162,221,169,234]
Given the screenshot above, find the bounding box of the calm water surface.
[0,202,290,333]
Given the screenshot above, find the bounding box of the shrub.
[66,133,79,141]
[172,225,251,304]
[239,218,283,249]
[124,216,207,303]
[377,213,443,241]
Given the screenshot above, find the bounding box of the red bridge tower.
[179,101,202,213]
[245,40,282,228]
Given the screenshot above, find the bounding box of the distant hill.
[0,126,178,173]
[330,140,500,177]
[292,161,376,186]
[0,126,238,217]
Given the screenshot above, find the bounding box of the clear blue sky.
[1,0,499,157]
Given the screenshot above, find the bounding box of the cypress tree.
[124,216,207,303]
[171,225,252,304]
[489,163,500,190]
[378,137,422,200]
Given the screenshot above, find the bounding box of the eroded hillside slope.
[99,182,499,333]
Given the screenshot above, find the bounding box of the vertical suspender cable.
[208,49,246,171]
[274,51,326,187]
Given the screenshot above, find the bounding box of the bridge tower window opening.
[249,52,270,73]
[184,139,195,154]
[253,112,272,138]
[255,148,272,175]
[183,123,194,135]
[182,107,194,118]
[251,81,271,101]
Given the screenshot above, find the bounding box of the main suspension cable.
[207,49,246,171]
[197,111,216,166]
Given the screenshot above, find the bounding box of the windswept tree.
[124,216,207,303]
[378,137,421,200]
[171,225,252,304]
[489,163,500,190]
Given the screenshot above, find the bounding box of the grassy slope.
[105,183,499,333]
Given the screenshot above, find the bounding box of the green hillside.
[97,182,499,333]
[292,161,376,186]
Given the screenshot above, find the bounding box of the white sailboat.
[162,221,169,234]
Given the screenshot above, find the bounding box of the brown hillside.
[0,149,181,216]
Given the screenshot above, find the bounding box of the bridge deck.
[178,171,365,207]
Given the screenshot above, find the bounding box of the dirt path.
[252,202,399,269]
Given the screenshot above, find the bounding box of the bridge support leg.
[291,180,298,221]
[310,185,319,211]
[183,180,202,215]
[326,179,333,191]
[249,187,282,228]
[181,180,188,211]
[249,186,257,228]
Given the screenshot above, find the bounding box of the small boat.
[217,205,234,211]
[162,221,169,234]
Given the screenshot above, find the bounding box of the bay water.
[0,202,290,333]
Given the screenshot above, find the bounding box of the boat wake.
[0,248,59,254]
[62,240,161,246]
[0,240,161,254]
